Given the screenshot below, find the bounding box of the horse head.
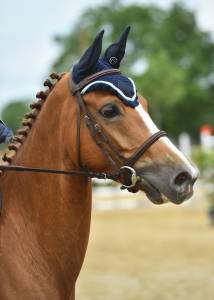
[68,27,198,205]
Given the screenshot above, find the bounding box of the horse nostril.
[173,171,191,187]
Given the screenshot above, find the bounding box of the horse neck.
[0,74,92,299]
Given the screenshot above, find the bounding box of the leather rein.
[0,69,166,190]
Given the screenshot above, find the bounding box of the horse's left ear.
[102,26,131,68]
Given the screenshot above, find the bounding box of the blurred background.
[1,0,214,299]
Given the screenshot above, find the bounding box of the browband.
[71,69,120,95]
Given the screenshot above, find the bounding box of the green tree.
[52,1,214,139]
[1,101,29,133]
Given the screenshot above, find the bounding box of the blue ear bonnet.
[73,59,138,108]
[71,27,139,108]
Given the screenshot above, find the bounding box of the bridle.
[0,69,166,190]
[71,69,166,189]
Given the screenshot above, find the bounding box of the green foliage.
[1,101,29,133]
[192,147,214,208]
[192,147,214,173]
[52,1,214,139]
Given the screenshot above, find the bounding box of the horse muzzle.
[120,163,199,205]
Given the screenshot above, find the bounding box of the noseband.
[0,69,166,191]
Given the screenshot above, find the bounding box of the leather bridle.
[71,69,166,189]
[0,69,166,190]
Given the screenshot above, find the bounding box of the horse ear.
[72,30,104,83]
[103,26,130,68]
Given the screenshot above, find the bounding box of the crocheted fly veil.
[71,27,139,108]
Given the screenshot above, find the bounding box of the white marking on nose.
[135,104,198,178]
[135,104,159,134]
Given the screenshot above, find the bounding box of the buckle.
[119,166,139,189]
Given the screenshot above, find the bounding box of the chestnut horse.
[0,28,198,299]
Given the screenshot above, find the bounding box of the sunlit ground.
[77,183,214,300]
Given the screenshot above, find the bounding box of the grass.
[76,205,214,300]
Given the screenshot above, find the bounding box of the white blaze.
[135,104,198,178]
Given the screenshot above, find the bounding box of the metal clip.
[94,124,101,133]
[84,115,91,127]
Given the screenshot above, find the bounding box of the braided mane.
[2,72,65,165]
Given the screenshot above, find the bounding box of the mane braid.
[2,72,65,165]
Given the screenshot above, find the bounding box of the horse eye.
[99,104,120,119]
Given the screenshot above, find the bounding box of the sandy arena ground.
[76,203,214,300]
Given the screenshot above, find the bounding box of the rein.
[0,165,117,180]
[0,69,166,190]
